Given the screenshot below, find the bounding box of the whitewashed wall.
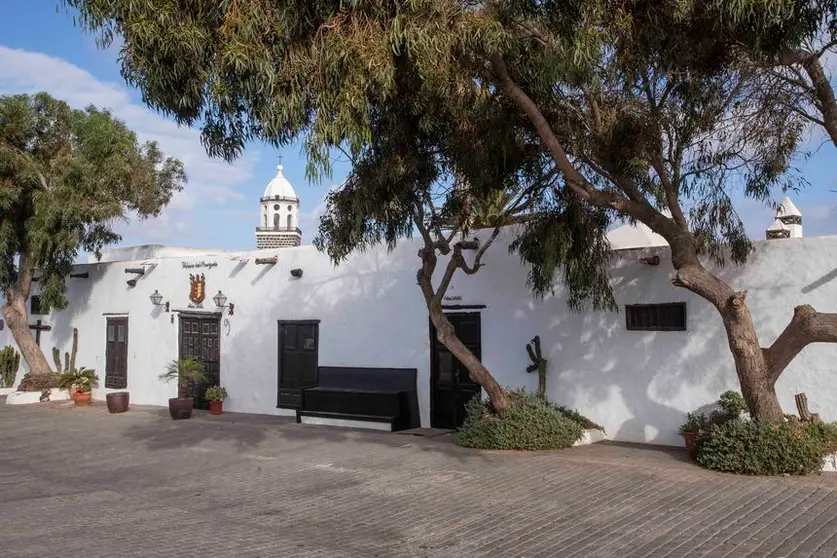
[2,232,837,446]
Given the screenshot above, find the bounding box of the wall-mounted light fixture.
[213,290,234,315]
[150,289,170,312]
[290,268,303,278]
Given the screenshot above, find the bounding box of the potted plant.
[158,358,207,420]
[57,368,99,406]
[205,386,228,415]
[678,413,702,459]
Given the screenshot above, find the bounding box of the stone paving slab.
[1,400,836,557]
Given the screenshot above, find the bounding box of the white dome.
[262,163,298,200]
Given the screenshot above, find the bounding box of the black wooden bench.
[297,366,419,431]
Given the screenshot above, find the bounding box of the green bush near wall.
[456,389,592,451]
[696,419,833,476]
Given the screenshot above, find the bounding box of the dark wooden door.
[178,315,220,409]
[430,313,482,429]
[277,320,319,409]
[104,317,129,389]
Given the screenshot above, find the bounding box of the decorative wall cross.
[28,319,52,346]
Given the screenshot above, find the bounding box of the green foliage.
[456,389,587,450]
[56,367,98,392]
[679,413,704,434]
[0,92,185,312]
[159,358,207,390]
[696,419,825,476]
[17,373,60,392]
[204,385,227,402]
[806,421,837,454]
[553,404,604,431]
[62,0,813,314]
[0,345,20,388]
[718,390,748,418]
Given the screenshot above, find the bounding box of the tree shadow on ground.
[121,407,487,462]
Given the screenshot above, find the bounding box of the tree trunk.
[429,303,509,414]
[672,261,785,421]
[718,297,785,421]
[1,250,53,378]
[800,54,837,146]
[1,296,52,378]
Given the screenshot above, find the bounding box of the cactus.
[51,327,79,374]
[525,336,548,398]
[0,346,20,388]
[69,328,77,372]
[53,346,63,374]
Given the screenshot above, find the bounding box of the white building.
[1,173,835,446]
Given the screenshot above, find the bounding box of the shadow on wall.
[219,244,429,417]
[498,246,755,446]
[2,263,106,384]
[48,263,122,378]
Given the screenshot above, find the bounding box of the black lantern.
[150,290,169,312]
[213,290,234,315]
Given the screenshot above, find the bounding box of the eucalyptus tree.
[0,92,184,377]
[702,0,837,145]
[64,0,835,420]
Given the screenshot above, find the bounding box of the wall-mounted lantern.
[213,290,234,315]
[150,289,169,312]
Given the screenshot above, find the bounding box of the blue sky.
[0,1,835,252]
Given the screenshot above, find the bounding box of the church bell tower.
[256,158,302,249]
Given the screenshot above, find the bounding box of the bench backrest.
[316,366,419,428]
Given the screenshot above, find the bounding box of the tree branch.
[763,305,837,384]
[489,53,681,241]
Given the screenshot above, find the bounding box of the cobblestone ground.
[1,401,837,557]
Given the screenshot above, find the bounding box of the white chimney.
[776,196,802,238]
[766,218,789,240]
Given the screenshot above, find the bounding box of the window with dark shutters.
[30,295,42,315]
[625,303,687,331]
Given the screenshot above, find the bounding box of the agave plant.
[159,358,207,391]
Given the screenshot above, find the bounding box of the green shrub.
[717,390,747,418]
[696,419,824,476]
[456,389,585,450]
[205,385,228,402]
[554,404,604,431]
[805,421,837,454]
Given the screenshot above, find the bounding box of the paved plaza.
[1,400,837,557]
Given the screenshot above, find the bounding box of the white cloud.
[0,45,258,247]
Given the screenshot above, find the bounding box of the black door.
[430,312,482,429]
[277,320,319,409]
[104,317,128,389]
[178,315,221,409]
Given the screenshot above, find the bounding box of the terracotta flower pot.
[681,431,697,459]
[106,391,130,414]
[168,396,194,420]
[72,391,92,406]
[209,400,223,415]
